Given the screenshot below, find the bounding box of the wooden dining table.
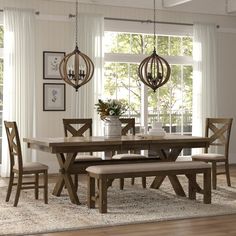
[24,134,209,205]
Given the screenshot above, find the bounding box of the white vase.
[104,116,122,138]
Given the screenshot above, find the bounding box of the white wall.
[1,0,236,171]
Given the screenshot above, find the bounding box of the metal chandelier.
[138,0,171,92]
[59,0,94,92]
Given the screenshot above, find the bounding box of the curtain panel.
[1,8,36,177]
[192,23,218,139]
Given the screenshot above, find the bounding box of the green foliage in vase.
[95,99,128,120]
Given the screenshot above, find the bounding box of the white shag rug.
[1,176,236,235]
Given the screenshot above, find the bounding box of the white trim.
[36,14,72,22]
[218,27,236,34]
[105,53,193,65]
[162,0,192,8]
[227,0,236,13]
[105,19,193,36]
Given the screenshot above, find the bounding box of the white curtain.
[1,8,36,177]
[70,14,104,136]
[192,23,217,138]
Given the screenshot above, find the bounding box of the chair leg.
[225,161,231,187]
[212,162,217,189]
[14,174,22,207]
[6,171,14,202]
[142,177,146,188]
[44,170,48,204]
[35,173,39,200]
[131,177,135,185]
[119,178,124,190]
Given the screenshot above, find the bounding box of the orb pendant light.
[59,0,94,92]
[138,0,171,92]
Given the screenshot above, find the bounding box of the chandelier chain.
[153,0,156,50]
[75,0,78,47]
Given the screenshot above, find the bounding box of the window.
[104,22,193,156]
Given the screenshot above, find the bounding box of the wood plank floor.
[7,165,236,236]
[39,214,236,236]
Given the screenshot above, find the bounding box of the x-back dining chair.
[4,121,48,207]
[112,118,147,190]
[192,118,233,189]
[63,118,102,190]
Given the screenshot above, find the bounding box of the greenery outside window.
[104,29,193,156]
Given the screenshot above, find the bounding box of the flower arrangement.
[95,99,128,120]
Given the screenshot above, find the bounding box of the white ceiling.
[48,0,236,16]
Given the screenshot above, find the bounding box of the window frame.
[104,20,193,124]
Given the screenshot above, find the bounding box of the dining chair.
[4,121,48,207]
[192,118,233,189]
[63,118,102,190]
[112,118,147,190]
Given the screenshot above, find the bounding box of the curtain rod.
[104,17,193,26]
[0,9,40,15]
[104,17,220,28]
[0,9,220,28]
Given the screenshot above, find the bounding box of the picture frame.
[43,83,66,111]
[43,51,65,79]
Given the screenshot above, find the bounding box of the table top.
[24,134,210,153]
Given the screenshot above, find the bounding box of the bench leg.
[99,177,107,213]
[188,174,196,200]
[204,169,211,204]
[142,177,146,188]
[120,178,124,190]
[87,175,95,209]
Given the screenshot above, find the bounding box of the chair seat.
[75,155,102,161]
[112,153,147,160]
[14,162,48,172]
[192,153,226,162]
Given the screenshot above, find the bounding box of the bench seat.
[86,161,211,213]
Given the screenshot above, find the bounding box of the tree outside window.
[104,31,193,155]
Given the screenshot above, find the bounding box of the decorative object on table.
[103,116,122,138]
[148,121,166,137]
[43,83,65,111]
[43,51,65,79]
[95,99,128,137]
[138,0,171,92]
[59,0,94,91]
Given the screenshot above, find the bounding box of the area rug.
[1,176,236,235]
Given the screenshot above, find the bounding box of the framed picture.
[43,51,65,79]
[43,83,66,111]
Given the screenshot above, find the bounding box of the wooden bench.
[86,161,211,213]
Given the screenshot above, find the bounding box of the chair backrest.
[4,121,23,171]
[118,118,138,154]
[63,118,93,155]
[63,118,92,137]
[119,118,135,135]
[205,118,233,159]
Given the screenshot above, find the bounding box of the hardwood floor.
[5,165,236,236]
[39,214,236,236]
